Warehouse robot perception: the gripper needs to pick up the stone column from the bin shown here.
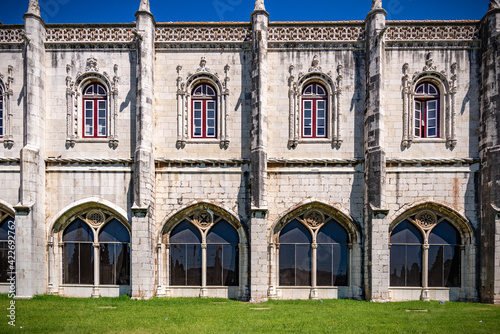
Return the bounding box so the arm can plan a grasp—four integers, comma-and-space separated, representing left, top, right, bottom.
310, 243, 318, 299
14, 1, 47, 298
364, 3, 389, 302
92, 243, 100, 298
131, 0, 156, 299
421, 243, 429, 301
479, 3, 500, 304
249, 1, 269, 302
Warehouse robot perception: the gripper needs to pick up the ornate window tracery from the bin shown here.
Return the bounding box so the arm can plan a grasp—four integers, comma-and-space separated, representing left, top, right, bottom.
287, 56, 342, 148
276, 209, 351, 288
0, 66, 14, 148
65, 57, 119, 148
176, 58, 230, 149
390, 210, 461, 289
401, 53, 457, 148
59, 210, 130, 287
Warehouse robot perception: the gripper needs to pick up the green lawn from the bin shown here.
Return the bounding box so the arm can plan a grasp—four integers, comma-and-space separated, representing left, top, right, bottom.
0, 294, 499, 333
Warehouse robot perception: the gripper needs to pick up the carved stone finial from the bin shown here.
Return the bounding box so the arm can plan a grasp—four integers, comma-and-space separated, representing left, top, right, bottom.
254, 0, 265, 11
27, 0, 41, 16
371, 0, 382, 10
200, 57, 207, 68
490, 0, 500, 10
139, 0, 150, 12
85, 56, 99, 72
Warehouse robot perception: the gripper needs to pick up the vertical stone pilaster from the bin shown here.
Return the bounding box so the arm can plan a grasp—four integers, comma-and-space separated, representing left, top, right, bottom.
364, 5, 389, 302
249, 3, 269, 302
15, 6, 47, 298
131, 3, 156, 299
479, 5, 500, 304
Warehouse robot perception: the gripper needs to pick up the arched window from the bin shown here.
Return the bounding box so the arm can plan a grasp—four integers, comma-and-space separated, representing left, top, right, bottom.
63, 219, 94, 284
0, 86, 3, 137
279, 220, 312, 286
428, 221, 460, 287
0, 213, 14, 282
62, 216, 131, 286
99, 219, 130, 285
170, 220, 202, 286
83, 82, 107, 138
414, 82, 439, 138
302, 83, 327, 138
390, 216, 461, 289
206, 220, 239, 286
169, 216, 240, 287
191, 83, 217, 138
390, 220, 423, 287
317, 221, 348, 286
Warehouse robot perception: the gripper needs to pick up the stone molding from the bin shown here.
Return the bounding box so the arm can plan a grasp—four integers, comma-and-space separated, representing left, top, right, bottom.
0, 27, 24, 44
0, 65, 14, 148
45, 157, 133, 165
175, 58, 230, 149
65, 57, 120, 149
46, 25, 135, 43
268, 23, 365, 42
401, 52, 458, 149
287, 56, 343, 149
385, 21, 479, 41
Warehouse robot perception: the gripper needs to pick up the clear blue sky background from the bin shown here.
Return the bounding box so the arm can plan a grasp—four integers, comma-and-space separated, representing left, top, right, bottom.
0, 0, 486, 25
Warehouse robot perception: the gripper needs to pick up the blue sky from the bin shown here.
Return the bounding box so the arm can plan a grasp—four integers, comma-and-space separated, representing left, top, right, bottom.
0, 0, 486, 25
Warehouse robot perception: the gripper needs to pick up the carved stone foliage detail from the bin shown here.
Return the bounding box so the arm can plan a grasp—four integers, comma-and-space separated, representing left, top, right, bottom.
386, 23, 479, 41
155, 26, 251, 43
303, 210, 325, 228
85, 210, 106, 228
268, 25, 365, 42
46, 27, 135, 43
415, 210, 437, 229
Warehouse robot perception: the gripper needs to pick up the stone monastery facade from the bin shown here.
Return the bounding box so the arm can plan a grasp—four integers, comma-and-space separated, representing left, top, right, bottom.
0, 0, 499, 303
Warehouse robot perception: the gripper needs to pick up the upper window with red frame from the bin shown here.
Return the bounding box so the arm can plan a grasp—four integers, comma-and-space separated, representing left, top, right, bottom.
414, 82, 439, 138
0, 87, 3, 138
302, 83, 327, 138
191, 83, 216, 139
83, 83, 107, 138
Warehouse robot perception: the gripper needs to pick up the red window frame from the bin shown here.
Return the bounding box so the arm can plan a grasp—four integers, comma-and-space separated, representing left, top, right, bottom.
414, 82, 440, 138
301, 83, 327, 138
191, 83, 217, 139
82, 83, 107, 138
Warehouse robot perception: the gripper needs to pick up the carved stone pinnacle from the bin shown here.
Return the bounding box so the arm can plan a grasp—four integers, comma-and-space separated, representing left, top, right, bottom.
490, 0, 500, 10
371, 0, 382, 10
254, 0, 265, 11
27, 0, 41, 16
139, 0, 150, 12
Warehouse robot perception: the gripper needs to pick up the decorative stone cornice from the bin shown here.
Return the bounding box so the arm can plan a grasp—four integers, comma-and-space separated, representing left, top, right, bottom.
386, 158, 479, 165
45, 158, 134, 165
267, 158, 363, 165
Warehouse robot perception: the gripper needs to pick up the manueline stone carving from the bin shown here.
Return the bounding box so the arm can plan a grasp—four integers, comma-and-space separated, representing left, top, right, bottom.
27, 0, 41, 16
254, 0, 265, 11
371, 0, 382, 10
490, 0, 500, 10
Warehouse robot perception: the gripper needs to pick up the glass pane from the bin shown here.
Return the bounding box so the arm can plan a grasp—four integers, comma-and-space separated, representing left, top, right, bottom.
317, 244, 332, 286
428, 245, 443, 286
206, 85, 216, 96
317, 221, 348, 244
279, 244, 295, 286
84, 85, 93, 95
80, 243, 94, 284
428, 84, 438, 95
444, 245, 460, 287
100, 243, 114, 284
207, 244, 223, 285
304, 128, 311, 136
406, 245, 422, 286
222, 244, 238, 286
279, 220, 311, 244
303, 84, 313, 95
207, 128, 215, 137
317, 101, 325, 111
63, 219, 94, 242
186, 244, 201, 285
194, 119, 202, 127
207, 110, 215, 119
99, 219, 130, 243
207, 119, 215, 127
85, 100, 93, 110
332, 244, 348, 286
0, 241, 9, 282
427, 128, 436, 137
295, 244, 311, 286
207, 220, 238, 244
207, 101, 215, 110
429, 221, 460, 245
194, 110, 202, 118
0, 218, 13, 240
97, 85, 106, 95
192, 85, 203, 95
116, 244, 130, 285
390, 245, 406, 286
64, 243, 79, 284
170, 244, 186, 285
390, 220, 422, 244
415, 84, 425, 94
170, 220, 202, 243
317, 128, 325, 137
316, 85, 326, 95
